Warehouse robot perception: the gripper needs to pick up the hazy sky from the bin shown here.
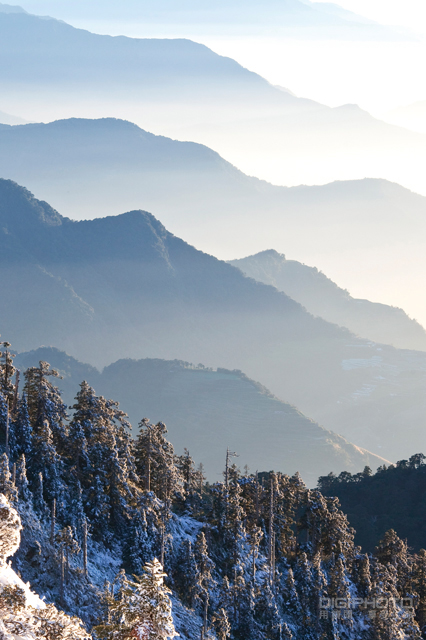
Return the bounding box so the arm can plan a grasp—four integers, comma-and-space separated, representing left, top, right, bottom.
61, 1, 426, 115
325, 0, 426, 32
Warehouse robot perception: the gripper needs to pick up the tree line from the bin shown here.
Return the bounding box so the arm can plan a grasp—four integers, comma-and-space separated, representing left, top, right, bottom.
0, 340, 425, 639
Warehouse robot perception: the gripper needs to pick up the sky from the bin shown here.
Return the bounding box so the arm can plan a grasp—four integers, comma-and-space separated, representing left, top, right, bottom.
56, 0, 426, 115
326, 0, 426, 33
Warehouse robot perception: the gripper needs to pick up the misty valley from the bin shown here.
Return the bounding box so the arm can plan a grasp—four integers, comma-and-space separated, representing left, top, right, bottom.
0, 1, 426, 639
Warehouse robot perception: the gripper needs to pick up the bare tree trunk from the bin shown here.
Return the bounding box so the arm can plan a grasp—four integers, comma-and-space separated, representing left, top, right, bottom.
203, 595, 209, 635
269, 476, 274, 587
83, 519, 88, 577
255, 470, 259, 523
12, 370, 19, 413
60, 544, 64, 608
66, 547, 69, 584
12, 463, 16, 486
5, 398, 9, 458
145, 430, 151, 492
50, 498, 56, 545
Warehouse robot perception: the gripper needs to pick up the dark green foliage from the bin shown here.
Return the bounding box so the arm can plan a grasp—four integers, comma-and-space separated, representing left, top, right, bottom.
319, 455, 426, 552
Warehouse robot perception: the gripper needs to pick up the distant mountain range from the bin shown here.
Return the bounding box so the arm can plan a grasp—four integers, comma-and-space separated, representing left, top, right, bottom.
14, 347, 389, 485
230, 250, 426, 351
1, 118, 426, 330
11, 0, 408, 39
0, 10, 424, 197
2, 178, 426, 464
0, 2, 26, 13
0, 108, 27, 124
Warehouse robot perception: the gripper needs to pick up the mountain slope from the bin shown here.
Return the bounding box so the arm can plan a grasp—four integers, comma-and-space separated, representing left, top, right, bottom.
230, 250, 426, 351
3, 179, 426, 463
0, 11, 425, 196
2, 118, 426, 332
14, 347, 389, 485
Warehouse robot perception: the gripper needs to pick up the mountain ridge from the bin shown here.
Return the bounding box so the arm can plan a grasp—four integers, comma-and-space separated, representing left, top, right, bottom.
230, 249, 426, 351
13, 346, 390, 485
2, 178, 426, 464
1, 118, 426, 331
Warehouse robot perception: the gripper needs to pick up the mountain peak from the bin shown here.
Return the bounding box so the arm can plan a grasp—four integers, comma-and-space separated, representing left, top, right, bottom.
0, 178, 64, 228
0, 2, 27, 14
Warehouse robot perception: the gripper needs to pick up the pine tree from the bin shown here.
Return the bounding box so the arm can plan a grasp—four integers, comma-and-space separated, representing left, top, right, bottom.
15, 454, 30, 501
31, 417, 65, 509
0, 452, 17, 502
95, 559, 177, 640
12, 394, 33, 460
135, 419, 182, 499
255, 576, 284, 640
375, 529, 413, 597
55, 526, 80, 583
413, 549, 426, 633
212, 608, 231, 640
193, 531, 216, 633
176, 448, 202, 512
70, 381, 139, 541
124, 505, 153, 576
174, 538, 199, 608
0, 341, 16, 408
23, 361, 68, 449
33, 471, 49, 519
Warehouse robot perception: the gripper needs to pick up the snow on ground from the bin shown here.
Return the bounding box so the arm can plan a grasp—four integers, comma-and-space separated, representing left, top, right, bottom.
0, 560, 45, 609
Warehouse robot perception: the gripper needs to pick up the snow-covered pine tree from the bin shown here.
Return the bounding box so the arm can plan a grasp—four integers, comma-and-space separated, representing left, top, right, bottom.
0, 453, 17, 502
212, 608, 231, 640
30, 417, 65, 511
413, 549, 426, 633
12, 394, 33, 460
69, 381, 139, 541
174, 538, 199, 608
24, 361, 68, 452
135, 419, 182, 501
15, 453, 30, 501
193, 531, 216, 633
0, 341, 16, 408
33, 471, 49, 519
375, 529, 413, 598
124, 494, 161, 575
176, 448, 202, 513
95, 558, 177, 640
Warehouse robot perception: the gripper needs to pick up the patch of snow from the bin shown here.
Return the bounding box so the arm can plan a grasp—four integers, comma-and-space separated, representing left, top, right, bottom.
0, 562, 45, 609
341, 356, 382, 371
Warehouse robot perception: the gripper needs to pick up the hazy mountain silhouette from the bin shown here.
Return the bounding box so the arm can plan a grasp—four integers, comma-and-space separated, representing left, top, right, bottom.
0, 2, 26, 13
0, 109, 27, 124
0, 11, 424, 195
14, 0, 407, 39
14, 347, 390, 485
2, 118, 426, 331
3, 179, 426, 463
230, 250, 426, 351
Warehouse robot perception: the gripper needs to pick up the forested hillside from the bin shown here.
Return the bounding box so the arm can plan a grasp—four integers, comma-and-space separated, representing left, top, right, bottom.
0, 344, 425, 639
13, 346, 389, 485
319, 458, 426, 553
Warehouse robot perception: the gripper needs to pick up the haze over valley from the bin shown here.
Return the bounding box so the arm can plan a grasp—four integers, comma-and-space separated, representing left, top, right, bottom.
1, 2, 426, 637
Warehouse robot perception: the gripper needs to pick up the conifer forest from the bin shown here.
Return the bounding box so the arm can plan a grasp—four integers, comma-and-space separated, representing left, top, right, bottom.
0, 342, 425, 639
